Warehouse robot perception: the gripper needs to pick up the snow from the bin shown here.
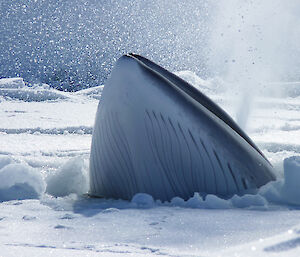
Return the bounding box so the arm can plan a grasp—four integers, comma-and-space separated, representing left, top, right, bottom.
0, 162, 45, 202
1, 1, 300, 254
0, 78, 26, 89
282, 157, 300, 205
0, 88, 69, 102
46, 157, 89, 197
0, 76, 300, 256
131, 193, 155, 209
0, 156, 45, 202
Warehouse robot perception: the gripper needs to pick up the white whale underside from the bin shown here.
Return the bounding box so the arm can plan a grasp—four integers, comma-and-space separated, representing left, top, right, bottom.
89, 54, 275, 201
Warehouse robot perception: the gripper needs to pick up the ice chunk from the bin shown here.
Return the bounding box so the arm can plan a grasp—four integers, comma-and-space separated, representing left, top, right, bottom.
0, 163, 45, 202
170, 196, 186, 207
282, 156, 300, 205
171, 193, 231, 209
0, 155, 14, 170
186, 192, 205, 208
131, 193, 154, 208
231, 194, 267, 208
0, 88, 68, 102
0, 78, 70, 101
204, 194, 232, 209
0, 78, 25, 89
46, 158, 89, 197
75, 85, 104, 100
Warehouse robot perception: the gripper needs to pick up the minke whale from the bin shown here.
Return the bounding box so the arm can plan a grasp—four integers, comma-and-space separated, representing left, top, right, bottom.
89, 53, 276, 201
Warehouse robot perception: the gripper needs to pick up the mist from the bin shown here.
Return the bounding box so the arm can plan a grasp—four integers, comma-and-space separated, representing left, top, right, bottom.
208, 0, 300, 128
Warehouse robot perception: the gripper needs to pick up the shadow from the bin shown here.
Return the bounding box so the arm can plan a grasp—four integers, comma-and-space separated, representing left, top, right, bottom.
72, 196, 148, 217
264, 237, 300, 252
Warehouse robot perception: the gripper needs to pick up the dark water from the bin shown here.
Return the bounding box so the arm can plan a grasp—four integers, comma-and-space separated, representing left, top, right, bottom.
0, 0, 211, 91
1, 0, 299, 91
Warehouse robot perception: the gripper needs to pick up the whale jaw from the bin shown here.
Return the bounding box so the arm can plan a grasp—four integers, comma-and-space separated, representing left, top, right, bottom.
89, 54, 275, 201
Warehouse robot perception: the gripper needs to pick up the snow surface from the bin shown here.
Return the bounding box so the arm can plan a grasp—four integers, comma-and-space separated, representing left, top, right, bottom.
0, 77, 300, 256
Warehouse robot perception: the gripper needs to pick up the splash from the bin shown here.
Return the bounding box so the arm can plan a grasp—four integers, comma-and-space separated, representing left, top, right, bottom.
208, 0, 300, 127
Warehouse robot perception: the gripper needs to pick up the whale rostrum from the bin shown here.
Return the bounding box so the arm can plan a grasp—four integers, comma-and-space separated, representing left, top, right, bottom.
89, 54, 275, 201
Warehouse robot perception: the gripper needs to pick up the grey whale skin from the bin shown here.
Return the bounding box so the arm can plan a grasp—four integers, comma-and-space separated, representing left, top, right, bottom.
89, 54, 275, 201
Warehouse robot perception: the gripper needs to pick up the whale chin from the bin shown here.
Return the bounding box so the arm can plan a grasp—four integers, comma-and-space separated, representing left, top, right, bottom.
89, 53, 275, 201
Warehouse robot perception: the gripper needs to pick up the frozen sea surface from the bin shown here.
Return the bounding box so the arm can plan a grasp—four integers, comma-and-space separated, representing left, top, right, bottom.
0, 77, 300, 256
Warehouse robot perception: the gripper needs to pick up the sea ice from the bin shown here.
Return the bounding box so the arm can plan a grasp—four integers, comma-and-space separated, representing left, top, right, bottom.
0, 73, 299, 256
0, 78, 25, 89
46, 157, 89, 197
0, 162, 45, 202
282, 156, 300, 205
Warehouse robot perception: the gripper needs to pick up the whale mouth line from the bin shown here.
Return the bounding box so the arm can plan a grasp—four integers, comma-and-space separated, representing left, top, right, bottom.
127, 53, 269, 164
